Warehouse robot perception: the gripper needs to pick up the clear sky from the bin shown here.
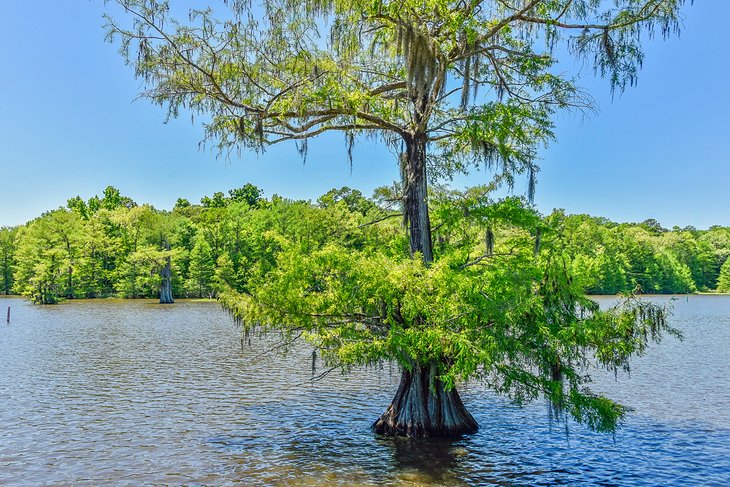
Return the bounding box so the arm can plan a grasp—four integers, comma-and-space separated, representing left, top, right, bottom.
1, 1, 727, 229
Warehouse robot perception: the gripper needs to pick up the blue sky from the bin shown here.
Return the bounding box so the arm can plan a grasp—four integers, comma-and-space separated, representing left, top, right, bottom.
1, 1, 727, 229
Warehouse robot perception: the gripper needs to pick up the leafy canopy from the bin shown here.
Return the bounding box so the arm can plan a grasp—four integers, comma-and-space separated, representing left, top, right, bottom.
221, 189, 681, 432
106, 0, 687, 191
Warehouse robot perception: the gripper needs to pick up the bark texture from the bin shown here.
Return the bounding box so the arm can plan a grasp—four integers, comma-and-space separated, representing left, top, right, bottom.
373, 363, 479, 437
403, 135, 433, 263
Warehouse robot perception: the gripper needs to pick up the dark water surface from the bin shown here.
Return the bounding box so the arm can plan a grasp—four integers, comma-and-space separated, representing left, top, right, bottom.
1, 295, 728, 485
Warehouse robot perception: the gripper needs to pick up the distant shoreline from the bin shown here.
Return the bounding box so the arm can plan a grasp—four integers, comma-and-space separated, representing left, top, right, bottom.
5, 294, 730, 306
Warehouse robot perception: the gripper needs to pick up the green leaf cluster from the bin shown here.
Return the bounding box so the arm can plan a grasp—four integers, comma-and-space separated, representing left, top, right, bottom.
220, 187, 682, 433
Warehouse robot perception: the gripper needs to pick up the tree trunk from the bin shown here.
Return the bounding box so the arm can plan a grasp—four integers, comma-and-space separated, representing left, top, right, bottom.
159, 240, 174, 304
372, 134, 479, 437
373, 363, 479, 437
67, 266, 73, 299
159, 257, 174, 304
403, 134, 433, 263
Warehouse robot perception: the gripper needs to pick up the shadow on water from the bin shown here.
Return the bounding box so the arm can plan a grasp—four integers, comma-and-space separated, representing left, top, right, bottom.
375, 436, 466, 481
375, 435, 472, 485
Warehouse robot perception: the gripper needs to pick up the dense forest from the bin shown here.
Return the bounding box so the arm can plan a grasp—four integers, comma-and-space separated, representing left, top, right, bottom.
1, 185, 729, 304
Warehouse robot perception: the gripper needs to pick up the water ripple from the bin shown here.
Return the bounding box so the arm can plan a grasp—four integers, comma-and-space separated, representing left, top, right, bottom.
0, 296, 729, 485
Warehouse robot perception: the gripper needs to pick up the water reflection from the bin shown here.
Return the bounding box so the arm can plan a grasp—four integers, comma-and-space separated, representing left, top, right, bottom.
378, 436, 469, 485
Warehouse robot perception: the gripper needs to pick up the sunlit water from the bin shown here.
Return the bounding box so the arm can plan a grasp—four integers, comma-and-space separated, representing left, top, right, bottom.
1, 295, 728, 485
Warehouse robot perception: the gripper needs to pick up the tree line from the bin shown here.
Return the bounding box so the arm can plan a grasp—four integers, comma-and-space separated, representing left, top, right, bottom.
1, 184, 729, 304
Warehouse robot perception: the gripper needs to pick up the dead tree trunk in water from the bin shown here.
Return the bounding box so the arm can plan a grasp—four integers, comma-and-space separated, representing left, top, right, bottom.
373, 133, 479, 437
373, 363, 478, 437
159, 240, 174, 304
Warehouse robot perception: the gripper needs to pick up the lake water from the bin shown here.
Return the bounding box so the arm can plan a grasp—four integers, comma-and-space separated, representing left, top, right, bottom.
1, 295, 728, 485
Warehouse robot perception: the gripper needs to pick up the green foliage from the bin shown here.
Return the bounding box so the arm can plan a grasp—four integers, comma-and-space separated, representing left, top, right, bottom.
221, 195, 681, 433
13, 210, 83, 303
5, 184, 399, 300
0, 227, 16, 295
174, 198, 191, 209
199, 183, 265, 209
228, 183, 264, 208
555, 213, 725, 294
201, 192, 228, 208
187, 234, 215, 298
6, 186, 730, 302
68, 186, 136, 220
105, 0, 687, 193
317, 187, 376, 216
717, 258, 730, 293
